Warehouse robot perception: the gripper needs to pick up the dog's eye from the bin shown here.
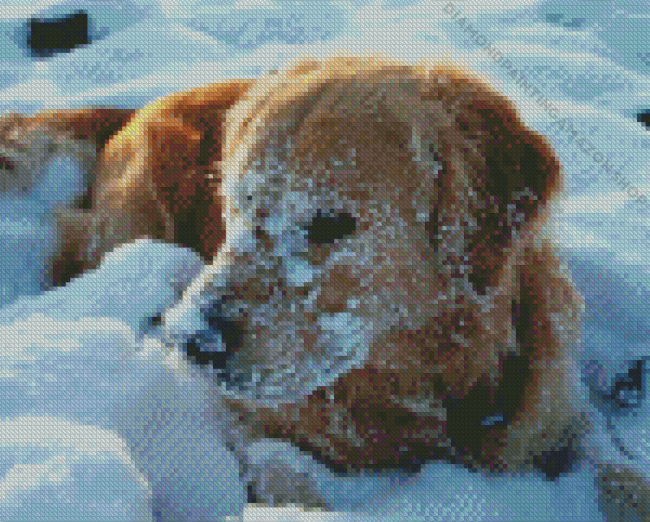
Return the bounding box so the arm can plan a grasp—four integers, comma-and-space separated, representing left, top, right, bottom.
305, 211, 357, 245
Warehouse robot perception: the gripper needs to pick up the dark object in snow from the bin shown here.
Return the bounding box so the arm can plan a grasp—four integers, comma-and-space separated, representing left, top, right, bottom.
585, 359, 647, 415
638, 112, 650, 128
604, 359, 646, 411
27, 11, 90, 59
247, 483, 258, 504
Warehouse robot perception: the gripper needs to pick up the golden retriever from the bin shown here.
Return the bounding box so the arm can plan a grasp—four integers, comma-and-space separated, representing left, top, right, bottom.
1, 53, 647, 520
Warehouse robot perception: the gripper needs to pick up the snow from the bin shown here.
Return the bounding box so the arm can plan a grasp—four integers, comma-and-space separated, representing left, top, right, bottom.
0, 0, 649, 520
0, 240, 245, 521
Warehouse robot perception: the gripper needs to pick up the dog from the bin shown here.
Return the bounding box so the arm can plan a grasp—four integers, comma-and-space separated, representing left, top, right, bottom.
1, 53, 648, 520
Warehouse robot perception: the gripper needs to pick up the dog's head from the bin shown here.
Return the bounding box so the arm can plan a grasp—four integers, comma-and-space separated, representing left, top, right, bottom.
165, 54, 562, 418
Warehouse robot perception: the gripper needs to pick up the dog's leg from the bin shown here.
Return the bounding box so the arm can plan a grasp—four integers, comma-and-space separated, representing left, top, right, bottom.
0, 107, 135, 197
48, 209, 94, 288
0, 108, 136, 288
494, 239, 650, 521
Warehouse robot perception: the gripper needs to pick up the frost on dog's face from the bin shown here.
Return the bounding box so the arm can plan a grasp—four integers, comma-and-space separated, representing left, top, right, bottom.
213, 151, 439, 404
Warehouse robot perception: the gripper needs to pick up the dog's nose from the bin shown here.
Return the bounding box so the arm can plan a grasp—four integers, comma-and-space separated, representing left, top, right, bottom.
206, 313, 245, 354
181, 301, 245, 371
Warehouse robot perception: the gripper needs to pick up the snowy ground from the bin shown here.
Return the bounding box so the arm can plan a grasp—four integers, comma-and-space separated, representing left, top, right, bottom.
0, 0, 649, 520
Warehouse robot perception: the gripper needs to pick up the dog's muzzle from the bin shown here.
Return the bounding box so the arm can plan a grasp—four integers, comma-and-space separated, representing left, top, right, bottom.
161, 228, 256, 381
161, 299, 242, 378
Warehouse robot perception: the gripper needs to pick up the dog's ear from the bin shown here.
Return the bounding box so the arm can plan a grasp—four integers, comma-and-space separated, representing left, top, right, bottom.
131, 80, 254, 260
139, 80, 253, 166
457, 89, 562, 295
51, 80, 254, 287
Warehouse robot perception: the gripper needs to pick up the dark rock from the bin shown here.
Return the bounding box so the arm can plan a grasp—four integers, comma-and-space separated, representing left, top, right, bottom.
27, 11, 90, 59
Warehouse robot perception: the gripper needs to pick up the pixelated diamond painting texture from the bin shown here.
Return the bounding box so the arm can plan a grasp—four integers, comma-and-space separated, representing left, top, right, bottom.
0, 1, 649, 521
